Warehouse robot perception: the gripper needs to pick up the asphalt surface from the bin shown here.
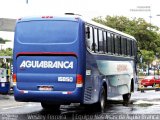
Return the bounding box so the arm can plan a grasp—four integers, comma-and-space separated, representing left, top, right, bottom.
1, 90, 160, 120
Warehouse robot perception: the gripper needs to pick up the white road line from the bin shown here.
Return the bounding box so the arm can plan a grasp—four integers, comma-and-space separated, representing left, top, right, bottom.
2, 105, 24, 110
133, 100, 160, 105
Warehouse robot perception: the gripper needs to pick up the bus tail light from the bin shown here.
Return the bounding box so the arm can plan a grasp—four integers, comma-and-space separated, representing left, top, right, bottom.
13, 74, 17, 85
76, 74, 83, 87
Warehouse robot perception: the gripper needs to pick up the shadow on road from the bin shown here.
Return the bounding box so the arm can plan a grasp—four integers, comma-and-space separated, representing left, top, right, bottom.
37, 99, 133, 115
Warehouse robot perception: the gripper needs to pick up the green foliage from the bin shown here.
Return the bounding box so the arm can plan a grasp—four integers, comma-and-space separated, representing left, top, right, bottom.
0, 48, 13, 56
140, 50, 154, 64
93, 16, 160, 54
0, 48, 13, 68
0, 37, 12, 56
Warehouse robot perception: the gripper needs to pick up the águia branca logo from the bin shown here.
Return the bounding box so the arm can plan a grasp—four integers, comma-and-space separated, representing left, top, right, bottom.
20, 60, 73, 69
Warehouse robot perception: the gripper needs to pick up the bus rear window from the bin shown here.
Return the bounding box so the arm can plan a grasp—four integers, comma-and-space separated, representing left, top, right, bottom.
16, 20, 79, 44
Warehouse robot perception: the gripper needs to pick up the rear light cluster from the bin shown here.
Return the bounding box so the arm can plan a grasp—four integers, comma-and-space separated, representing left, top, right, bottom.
76, 74, 83, 87
13, 74, 17, 84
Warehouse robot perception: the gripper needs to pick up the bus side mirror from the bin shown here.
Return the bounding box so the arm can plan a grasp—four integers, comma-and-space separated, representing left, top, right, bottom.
85, 27, 90, 39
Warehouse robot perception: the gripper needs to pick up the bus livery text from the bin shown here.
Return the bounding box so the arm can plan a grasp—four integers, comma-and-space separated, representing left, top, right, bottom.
20, 60, 74, 69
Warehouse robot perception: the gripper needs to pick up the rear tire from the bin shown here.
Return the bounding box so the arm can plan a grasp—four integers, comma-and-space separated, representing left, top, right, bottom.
123, 93, 131, 104
141, 89, 145, 93
95, 87, 106, 111
41, 103, 60, 111
123, 80, 133, 105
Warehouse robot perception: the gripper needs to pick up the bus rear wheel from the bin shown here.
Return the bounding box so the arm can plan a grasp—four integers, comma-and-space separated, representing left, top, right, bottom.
41, 103, 60, 111
123, 93, 131, 104
95, 87, 106, 111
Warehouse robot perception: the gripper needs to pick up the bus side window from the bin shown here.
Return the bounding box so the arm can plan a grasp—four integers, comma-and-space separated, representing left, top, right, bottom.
86, 26, 94, 51
107, 32, 111, 54
123, 38, 127, 56
131, 40, 134, 56
115, 34, 118, 55
111, 34, 115, 54
94, 28, 98, 52
98, 30, 103, 53
129, 39, 132, 56
86, 26, 90, 39
117, 36, 121, 55
103, 31, 107, 53
119, 36, 122, 55
132, 40, 136, 56
127, 39, 130, 56
121, 37, 126, 56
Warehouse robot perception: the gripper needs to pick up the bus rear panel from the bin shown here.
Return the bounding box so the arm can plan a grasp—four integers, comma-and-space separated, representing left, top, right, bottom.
13, 17, 86, 104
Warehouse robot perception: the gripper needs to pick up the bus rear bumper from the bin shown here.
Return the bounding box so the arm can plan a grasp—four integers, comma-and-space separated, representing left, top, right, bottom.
13, 86, 83, 104
0, 82, 10, 94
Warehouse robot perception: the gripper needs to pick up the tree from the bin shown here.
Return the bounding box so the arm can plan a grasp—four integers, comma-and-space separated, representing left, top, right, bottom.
0, 37, 11, 50
0, 48, 13, 56
93, 16, 160, 54
0, 37, 11, 44
140, 50, 154, 64
0, 48, 13, 68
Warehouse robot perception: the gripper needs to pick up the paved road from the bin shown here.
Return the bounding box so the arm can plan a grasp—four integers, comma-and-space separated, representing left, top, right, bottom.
1, 90, 160, 120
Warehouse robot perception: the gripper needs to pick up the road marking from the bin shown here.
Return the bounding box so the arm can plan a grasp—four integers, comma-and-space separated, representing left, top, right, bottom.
2, 105, 24, 110
134, 100, 160, 105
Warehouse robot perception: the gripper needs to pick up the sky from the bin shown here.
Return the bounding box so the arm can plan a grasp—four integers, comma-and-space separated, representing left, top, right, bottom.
0, 0, 160, 48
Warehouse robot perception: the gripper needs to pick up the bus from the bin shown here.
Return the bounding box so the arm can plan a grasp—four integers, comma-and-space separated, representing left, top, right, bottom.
13, 14, 137, 111
0, 56, 12, 94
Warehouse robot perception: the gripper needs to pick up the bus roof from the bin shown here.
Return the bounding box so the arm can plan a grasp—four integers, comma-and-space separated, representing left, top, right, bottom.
85, 20, 136, 40
17, 15, 136, 41
17, 15, 79, 23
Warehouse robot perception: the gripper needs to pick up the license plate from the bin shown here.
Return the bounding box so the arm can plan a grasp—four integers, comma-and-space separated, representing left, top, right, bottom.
38, 86, 53, 91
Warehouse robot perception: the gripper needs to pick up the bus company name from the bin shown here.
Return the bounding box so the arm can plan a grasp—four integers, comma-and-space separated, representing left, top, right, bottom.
117, 64, 128, 72
20, 60, 73, 69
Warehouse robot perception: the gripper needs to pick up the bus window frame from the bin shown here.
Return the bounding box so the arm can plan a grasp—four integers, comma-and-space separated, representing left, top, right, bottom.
85, 23, 137, 58
98, 29, 104, 54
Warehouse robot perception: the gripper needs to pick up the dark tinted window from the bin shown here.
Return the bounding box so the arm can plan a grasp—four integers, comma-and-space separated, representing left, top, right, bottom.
94, 28, 98, 52
103, 31, 107, 53
85, 23, 136, 57
107, 32, 111, 53
86, 26, 94, 51
16, 21, 78, 43
111, 34, 114, 54
99, 30, 103, 53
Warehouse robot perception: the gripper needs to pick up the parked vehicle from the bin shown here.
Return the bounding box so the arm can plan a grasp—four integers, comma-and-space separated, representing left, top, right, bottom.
141, 76, 160, 87
155, 77, 160, 84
